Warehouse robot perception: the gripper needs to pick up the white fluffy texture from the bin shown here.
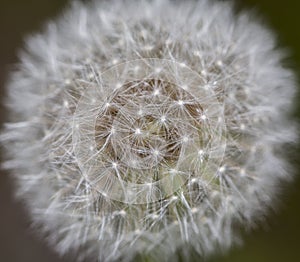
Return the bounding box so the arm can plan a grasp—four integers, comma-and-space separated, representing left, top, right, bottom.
1, 0, 297, 261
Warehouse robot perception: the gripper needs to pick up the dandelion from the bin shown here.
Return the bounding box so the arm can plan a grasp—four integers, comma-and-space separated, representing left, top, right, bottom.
1, 0, 297, 261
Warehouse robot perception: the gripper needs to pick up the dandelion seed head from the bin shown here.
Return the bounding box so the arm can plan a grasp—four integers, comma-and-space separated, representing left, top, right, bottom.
1, 0, 297, 261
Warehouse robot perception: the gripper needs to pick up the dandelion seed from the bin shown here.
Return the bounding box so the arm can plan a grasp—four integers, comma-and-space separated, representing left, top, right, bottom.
191, 207, 198, 214
201, 69, 207, 76
155, 68, 162, 73
200, 114, 207, 120
135, 128, 141, 135
218, 166, 226, 173
198, 150, 204, 156
63, 100, 69, 108
153, 89, 160, 96
182, 136, 189, 143
240, 168, 246, 177
216, 60, 223, 67
64, 79, 71, 85
112, 59, 119, 65
177, 100, 184, 106
181, 84, 188, 90
153, 149, 160, 156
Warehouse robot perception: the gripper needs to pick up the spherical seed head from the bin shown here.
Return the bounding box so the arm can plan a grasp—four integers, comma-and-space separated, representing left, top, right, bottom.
1, 0, 297, 262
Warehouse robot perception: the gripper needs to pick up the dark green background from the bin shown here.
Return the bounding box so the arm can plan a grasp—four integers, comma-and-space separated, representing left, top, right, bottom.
0, 1, 299, 261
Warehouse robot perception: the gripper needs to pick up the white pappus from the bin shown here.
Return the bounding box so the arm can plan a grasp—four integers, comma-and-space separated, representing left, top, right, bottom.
1, 0, 297, 262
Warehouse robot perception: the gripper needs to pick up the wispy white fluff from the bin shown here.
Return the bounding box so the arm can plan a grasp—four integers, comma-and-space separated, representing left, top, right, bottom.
1, 0, 297, 261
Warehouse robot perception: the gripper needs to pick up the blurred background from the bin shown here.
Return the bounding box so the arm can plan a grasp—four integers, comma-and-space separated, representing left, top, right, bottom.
0, 0, 299, 261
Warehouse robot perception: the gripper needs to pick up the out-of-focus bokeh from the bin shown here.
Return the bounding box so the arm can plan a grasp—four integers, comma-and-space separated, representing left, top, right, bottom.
0, 1, 299, 261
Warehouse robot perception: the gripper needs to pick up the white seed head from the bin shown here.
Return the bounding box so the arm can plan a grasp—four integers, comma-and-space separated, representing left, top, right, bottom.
0, 0, 297, 262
